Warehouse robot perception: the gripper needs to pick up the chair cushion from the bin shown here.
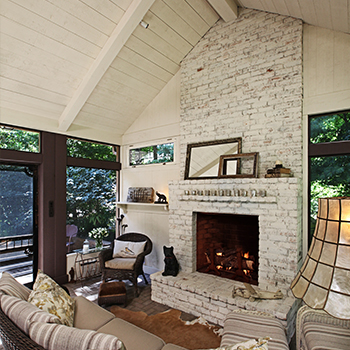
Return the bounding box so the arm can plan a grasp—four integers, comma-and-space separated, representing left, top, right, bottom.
113, 240, 146, 258
28, 270, 75, 327
0, 272, 31, 300
0, 294, 61, 334
105, 257, 136, 270
29, 321, 125, 350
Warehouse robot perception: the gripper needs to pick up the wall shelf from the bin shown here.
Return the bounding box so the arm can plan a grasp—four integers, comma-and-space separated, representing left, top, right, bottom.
117, 202, 169, 213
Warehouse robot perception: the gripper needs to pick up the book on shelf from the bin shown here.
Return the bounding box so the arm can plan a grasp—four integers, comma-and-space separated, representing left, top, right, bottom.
265, 173, 292, 178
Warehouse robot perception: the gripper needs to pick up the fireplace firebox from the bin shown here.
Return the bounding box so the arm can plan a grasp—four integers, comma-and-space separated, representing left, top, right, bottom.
196, 212, 259, 285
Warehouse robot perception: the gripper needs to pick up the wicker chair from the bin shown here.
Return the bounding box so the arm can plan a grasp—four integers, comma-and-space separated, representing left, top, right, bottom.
99, 232, 152, 297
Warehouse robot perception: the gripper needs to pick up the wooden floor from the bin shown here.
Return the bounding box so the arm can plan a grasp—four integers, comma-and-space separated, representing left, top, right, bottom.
64, 274, 174, 316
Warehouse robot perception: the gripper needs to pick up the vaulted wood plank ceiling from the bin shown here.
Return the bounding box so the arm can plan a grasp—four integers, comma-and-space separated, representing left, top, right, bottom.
0, 0, 349, 144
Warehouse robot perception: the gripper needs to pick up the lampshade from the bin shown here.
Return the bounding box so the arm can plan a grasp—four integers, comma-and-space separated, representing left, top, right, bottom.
291, 197, 350, 319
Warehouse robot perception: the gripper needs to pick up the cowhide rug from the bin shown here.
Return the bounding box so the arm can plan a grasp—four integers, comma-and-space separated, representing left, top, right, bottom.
110, 306, 222, 350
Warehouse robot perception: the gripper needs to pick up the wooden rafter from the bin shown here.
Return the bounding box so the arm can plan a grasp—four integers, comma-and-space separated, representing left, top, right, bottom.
207, 0, 238, 22
58, 0, 156, 131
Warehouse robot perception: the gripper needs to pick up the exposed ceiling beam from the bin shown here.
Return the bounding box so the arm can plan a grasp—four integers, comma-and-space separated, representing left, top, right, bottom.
207, 0, 238, 22
58, 0, 156, 131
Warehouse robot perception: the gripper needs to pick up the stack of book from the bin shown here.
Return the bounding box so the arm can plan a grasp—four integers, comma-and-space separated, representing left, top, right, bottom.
265, 166, 292, 178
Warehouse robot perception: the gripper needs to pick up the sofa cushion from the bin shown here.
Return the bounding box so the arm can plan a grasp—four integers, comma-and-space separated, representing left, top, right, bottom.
28, 321, 125, 350
209, 337, 269, 350
162, 344, 188, 350
0, 294, 61, 334
113, 240, 146, 258
105, 257, 136, 270
0, 272, 31, 300
97, 317, 165, 350
74, 295, 115, 330
221, 310, 289, 350
28, 270, 75, 327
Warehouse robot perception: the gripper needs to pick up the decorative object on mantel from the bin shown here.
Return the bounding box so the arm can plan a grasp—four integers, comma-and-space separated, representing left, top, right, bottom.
218, 152, 259, 178
127, 187, 154, 203
233, 283, 283, 302
265, 161, 292, 178
291, 197, 350, 319
183, 188, 267, 197
155, 191, 168, 204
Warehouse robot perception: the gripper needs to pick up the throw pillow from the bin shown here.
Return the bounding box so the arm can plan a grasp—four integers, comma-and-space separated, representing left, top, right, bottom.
0, 294, 61, 334
207, 337, 269, 350
28, 270, 75, 327
113, 240, 146, 258
0, 272, 31, 300
29, 321, 125, 350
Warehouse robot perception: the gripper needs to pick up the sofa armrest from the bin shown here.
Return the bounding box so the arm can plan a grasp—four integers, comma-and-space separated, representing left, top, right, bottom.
296, 305, 350, 350
73, 296, 115, 330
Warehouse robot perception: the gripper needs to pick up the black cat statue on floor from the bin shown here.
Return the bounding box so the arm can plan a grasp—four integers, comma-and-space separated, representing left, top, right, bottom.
162, 246, 179, 277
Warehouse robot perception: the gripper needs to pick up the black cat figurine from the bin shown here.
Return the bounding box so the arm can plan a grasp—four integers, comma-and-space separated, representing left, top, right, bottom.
162, 246, 179, 276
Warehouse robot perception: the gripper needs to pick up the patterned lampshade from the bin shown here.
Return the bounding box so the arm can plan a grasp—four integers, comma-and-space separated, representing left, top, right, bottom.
291, 197, 350, 319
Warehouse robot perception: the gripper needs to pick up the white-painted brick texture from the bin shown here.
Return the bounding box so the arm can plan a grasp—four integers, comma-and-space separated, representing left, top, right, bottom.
152, 9, 303, 344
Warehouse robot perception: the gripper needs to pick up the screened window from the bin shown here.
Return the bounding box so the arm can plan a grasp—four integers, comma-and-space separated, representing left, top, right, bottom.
308, 111, 350, 245
67, 138, 116, 161
129, 142, 174, 166
0, 126, 40, 153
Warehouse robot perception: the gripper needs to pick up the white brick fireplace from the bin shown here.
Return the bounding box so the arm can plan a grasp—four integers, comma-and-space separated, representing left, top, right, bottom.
152, 8, 303, 342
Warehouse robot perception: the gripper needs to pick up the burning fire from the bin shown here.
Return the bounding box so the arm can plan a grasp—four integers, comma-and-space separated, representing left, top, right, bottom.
243, 251, 249, 259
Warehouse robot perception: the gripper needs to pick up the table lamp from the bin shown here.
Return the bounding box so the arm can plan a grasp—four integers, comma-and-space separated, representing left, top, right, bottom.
291, 197, 350, 319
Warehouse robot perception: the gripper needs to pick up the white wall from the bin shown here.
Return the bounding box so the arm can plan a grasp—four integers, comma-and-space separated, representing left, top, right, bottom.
302, 24, 350, 255
119, 72, 181, 271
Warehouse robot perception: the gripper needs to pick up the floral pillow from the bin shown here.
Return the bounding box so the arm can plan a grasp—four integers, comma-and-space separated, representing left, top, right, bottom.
209, 337, 269, 350
112, 240, 146, 258
28, 270, 75, 327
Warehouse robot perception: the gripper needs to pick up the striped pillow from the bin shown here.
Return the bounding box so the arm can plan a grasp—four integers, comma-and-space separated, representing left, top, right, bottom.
28, 321, 125, 350
0, 294, 61, 334
0, 272, 31, 300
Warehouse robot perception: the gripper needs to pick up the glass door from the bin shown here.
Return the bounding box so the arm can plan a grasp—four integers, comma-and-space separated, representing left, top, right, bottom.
0, 164, 38, 285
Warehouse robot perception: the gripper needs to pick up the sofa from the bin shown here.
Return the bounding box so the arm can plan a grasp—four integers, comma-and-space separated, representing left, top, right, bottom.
0, 271, 290, 350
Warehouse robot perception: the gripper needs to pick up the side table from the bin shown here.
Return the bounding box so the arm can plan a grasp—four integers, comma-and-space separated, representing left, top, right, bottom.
73, 247, 107, 282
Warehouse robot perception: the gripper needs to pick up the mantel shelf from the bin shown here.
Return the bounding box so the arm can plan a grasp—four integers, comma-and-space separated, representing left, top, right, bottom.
117, 202, 169, 213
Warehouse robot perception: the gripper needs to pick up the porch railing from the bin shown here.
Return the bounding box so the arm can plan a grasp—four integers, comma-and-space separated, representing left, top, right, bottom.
0, 234, 33, 254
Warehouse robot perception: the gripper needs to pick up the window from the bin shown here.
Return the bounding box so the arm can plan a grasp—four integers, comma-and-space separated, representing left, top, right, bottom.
67, 138, 116, 161
0, 125, 40, 153
129, 142, 174, 166
66, 138, 120, 243
308, 110, 350, 245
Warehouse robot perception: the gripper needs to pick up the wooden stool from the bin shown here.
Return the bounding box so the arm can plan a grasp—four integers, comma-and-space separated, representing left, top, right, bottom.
98, 281, 127, 307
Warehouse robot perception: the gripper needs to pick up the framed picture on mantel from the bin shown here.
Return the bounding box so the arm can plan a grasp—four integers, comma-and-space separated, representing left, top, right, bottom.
218, 152, 259, 178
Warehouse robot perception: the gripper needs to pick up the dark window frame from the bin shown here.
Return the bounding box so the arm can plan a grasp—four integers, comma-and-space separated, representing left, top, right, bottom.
308, 109, 350, 246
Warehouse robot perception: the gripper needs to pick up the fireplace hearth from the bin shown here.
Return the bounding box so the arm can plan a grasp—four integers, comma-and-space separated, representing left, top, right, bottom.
196, 212, 259, 285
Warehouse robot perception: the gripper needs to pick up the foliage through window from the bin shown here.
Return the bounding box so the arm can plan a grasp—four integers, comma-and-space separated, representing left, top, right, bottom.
66, 167, 116, 241
0, 125, 40, 153
0, 165, 35, 237
67, 138, 116, 161
309, 111, 350, 245
129, 142, 174, 166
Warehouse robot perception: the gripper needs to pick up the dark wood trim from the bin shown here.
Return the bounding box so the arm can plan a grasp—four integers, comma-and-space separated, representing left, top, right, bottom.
0, 149, 42, 164
67, 156, 121, 170
309, 141, 350, 157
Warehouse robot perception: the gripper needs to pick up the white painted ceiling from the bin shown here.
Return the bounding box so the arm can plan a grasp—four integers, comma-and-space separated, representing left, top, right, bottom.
0, 0, 349, 144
